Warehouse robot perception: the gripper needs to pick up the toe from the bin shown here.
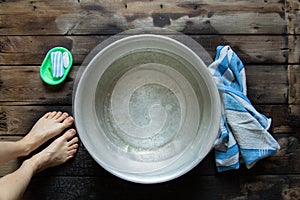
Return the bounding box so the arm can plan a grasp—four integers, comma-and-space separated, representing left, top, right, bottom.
62, 116, 74, 127
69, 143, 79, 151
68, 137, 79, 146
68, 148, 78, 157
66, 154, 75, 160
57, 112, 69, 122
63, 129, 76, 141
54, 111, 62, 119
44, 112, 52, 119
49, 111, 57, 118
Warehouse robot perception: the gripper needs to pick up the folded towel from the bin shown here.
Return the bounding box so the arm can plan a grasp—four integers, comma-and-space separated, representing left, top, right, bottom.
50, 51, 64, 78
208, 45, 280, 172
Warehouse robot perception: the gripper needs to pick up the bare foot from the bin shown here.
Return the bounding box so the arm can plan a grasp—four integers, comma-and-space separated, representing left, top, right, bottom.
20, 111, 74, 155
27, 129, 78, 174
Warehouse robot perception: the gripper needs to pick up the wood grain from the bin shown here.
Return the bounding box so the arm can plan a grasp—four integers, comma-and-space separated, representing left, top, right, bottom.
0, 104, 296, 136
0, 65, 290, 105
1, 133, 300, 177
0, 35, 288, 65
289, 65, 300, 104
0, 0, 300, 199
22, 174, 300, 200
0, 66, 75, 105
0, 0, 287, 35
0, 106, 72, 135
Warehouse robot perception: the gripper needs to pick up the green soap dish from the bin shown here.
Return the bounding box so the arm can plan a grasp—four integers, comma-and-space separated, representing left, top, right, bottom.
40, 47, 73, 85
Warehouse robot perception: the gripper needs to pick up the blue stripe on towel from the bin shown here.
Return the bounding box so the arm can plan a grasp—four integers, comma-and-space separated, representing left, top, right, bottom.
217, 163, 240, 172
215, 143, 239, 160
209, 45, 280, 172
240, 148, 278, 167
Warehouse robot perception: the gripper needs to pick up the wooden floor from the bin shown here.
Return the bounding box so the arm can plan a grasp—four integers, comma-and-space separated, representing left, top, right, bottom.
1, 0, 300, 199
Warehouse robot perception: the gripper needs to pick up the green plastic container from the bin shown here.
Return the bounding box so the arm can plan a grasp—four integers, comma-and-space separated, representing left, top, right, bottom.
40, 47, 73, 85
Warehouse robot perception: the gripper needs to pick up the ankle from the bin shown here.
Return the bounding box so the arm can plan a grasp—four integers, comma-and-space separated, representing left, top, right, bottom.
16, 137, 34, 157
29, 153, 50, 174
22, 156, 40, 175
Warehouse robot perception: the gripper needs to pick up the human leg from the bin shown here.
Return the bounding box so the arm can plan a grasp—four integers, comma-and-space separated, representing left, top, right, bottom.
0, 129, 78, 200
0, 111, 74, 165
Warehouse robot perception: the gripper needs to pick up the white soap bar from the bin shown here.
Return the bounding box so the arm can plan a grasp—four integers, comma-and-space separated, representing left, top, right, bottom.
63, 52, 69, 68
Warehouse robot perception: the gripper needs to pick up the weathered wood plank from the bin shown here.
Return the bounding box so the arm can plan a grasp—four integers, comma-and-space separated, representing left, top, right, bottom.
37, 134, 300, 176
0, 105, 72, 135
256, 104, 299, 134
0, 36, 105, 65
1, 133, 299, 178
237, 175, 300, 200
24, 174, 241, 200
246, 65, 288, 105
0, 35, 288, 65
0, 0, 287, 35
289, 65, 300, 104
0, 104, 296, 136
193, 35, 288, 64
288, 35, 300, 64
287, 0, 300, 34
288, 105, 300, 131
0, 64, 289, 104
22, 174, 300, 200
242, 135, 300, 175
296, 3, 300, 34
0, 66, 75, 105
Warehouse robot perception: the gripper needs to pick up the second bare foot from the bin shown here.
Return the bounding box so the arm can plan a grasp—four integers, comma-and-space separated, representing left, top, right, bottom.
28, 129, 79, 174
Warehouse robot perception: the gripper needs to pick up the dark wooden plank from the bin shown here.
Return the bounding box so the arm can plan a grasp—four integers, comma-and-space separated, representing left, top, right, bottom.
37, 133, 300, 177
289, 105, 300, 129
0, 35, 288, 65
0, 36, 105, 65
0, 0, 287, 35
240, 134, 300, 175
2, 132, 299, 178
0, 65, 289, 105
288, 35, 300, 64
289, 65, 300, 104
0, 105, 72, 135
24, 174, 240, 200
0, 106, 298, 177
22, 174, 300, 200
0, 104, 296, 136
0, 105, 300, 135
256, 104, 299, 134
0, 66, 74, 105
192, 35, 289, 64
287, 0, 300, 34
246, 65, 288, 105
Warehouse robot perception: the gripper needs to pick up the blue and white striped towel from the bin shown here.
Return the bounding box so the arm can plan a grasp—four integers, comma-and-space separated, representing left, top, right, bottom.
50, 51, 64, 78
208, 45, 280, 172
